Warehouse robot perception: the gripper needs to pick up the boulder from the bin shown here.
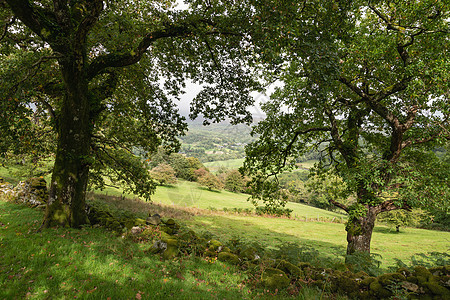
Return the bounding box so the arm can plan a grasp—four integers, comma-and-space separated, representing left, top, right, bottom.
275, 260, 303, 278
162, 238, 178, 260
146, 214, 161, 226
130, 226, 143, 235
239, 247, 260, 261
207, 239, 222, 251
261, 268, 290, 290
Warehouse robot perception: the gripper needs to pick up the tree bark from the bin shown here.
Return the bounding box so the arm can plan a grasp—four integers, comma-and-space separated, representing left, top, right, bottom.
345, 206, 377, 256
42, 61, 91, 228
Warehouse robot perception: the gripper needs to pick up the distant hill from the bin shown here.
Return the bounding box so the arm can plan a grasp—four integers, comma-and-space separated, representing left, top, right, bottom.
179, 122, 256, 162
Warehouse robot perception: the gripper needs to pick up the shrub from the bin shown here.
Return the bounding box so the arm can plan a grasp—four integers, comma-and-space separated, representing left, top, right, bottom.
255, 206, 293, 218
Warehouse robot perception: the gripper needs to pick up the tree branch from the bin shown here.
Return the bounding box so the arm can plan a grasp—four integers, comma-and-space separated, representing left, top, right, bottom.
329, 198, 349, 212
75, 0, 103, 44
87, 22, 194, 80
0, 16, 15, 42
276, 126, 331, 174
5, 0, 59, 43
376, 200, 412, 214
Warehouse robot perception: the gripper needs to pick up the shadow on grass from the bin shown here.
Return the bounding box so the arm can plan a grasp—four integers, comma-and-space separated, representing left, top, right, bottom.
373, 226, 402, 234
198, 187, 222, 193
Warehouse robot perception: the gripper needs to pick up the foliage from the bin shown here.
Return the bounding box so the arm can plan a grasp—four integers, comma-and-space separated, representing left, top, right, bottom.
224, 169, 247, 193
197, 171, 223, 191
1, 0, 263, 227
377, 209, 428, 232
150, 163, 177, 186
306, 171, 351, 211
150, 147, 206, 182
345, 251, 383, 277
255, 206, 293, 218
244, 0, 450, 254
393, 252, 450, 270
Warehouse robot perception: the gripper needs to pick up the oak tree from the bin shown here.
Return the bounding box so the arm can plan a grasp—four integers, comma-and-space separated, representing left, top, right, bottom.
1, 0, 259, 227
244, 0, 449, 255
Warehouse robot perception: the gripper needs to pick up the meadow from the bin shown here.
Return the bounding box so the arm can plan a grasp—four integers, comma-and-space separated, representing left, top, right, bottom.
92, 180, 449, 269
1, 164, 449, 299
1, 179, 449, 299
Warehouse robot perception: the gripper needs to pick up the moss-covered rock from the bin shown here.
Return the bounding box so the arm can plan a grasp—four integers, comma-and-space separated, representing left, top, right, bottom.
425, 278, 450, 297
165, 218, 176, 226
414, 266, 433, 283
261, 268, 290, 290
298, 262, 313, 270
370, 280, 392, 298
239, 247, 259, 261
275, 260, 303, 279
146, 214, 162, 226
204, 249, 217, 257
360, 276, 377, 288
218, 252, 241, 265
377, 272, 406, 286
332, 274, 359, 295
134, 218, 146, 226
207, 239, 223, 251
162, 239, 178, 260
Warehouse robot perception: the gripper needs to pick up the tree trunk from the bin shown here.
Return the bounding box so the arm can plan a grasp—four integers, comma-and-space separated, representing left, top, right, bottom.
345, 206, 377, 256
43, 61, 92, 228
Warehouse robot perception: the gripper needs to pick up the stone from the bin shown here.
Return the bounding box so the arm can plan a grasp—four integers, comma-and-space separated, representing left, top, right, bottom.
162, 239, 178, 260
130, 226, 143, 235
276, 260, 303, 278
146, 214, 161, 226
401, 281, 420, 293
261, 268, 290, 290
165, 218, 175, 226
134, 218, 146, 226
377, 272, 406, 286
369, 280, 392, 298
240, 247, 259, 261
218, 252, 241, 265
207, 239, 222, 251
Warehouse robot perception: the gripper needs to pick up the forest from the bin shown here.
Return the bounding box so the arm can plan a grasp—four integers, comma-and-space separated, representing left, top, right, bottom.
1, 0, 449, 299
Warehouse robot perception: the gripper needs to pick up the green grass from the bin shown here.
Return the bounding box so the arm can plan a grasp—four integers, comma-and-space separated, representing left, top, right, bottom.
96, 180, 346, 221
204, 158, 245, 172
93, 181, 449, 269
183, 214, 450, 269
0, 200, 253, 300
0, 198, 351, 299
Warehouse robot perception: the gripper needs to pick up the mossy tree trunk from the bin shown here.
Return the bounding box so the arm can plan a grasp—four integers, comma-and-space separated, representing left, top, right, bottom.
344, 194, 410, 257
345, 206, 377, 255
43, 60, 92, 228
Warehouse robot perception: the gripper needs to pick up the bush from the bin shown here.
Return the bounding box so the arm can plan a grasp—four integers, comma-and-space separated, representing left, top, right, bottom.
255, 206, 293, 218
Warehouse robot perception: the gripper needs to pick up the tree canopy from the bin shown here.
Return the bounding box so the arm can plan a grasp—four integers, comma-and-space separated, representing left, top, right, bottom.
244, 0, 449, 255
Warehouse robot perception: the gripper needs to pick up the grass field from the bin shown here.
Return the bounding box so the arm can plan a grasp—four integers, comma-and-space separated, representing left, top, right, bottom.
93, 180, 449, 269
98, 180, 346, 221
203, 158, 245, 172
2, 166, 449, 272
1, 189, 449, 299
0, 200, 257, 300
204, 158, 319, 173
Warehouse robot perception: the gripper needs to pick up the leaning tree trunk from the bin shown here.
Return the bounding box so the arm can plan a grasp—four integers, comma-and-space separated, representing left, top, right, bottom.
43, 62, 92, 228
345, 206, 378, 256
